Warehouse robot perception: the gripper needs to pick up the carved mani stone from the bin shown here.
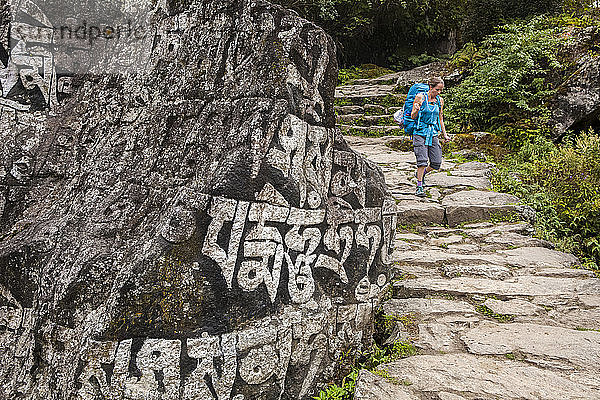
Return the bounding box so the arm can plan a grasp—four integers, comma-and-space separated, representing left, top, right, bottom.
0, 0, 396, 398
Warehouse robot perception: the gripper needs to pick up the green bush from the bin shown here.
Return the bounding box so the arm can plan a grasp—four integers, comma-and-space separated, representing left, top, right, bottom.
312, 340, 417, 400
312, 370, 358, 400
445, 16, 571, 144
490, 132, 600, 272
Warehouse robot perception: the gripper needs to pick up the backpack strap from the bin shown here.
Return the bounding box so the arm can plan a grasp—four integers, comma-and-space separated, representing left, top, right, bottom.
437, 96, 442, 131
416, 93, 424, 131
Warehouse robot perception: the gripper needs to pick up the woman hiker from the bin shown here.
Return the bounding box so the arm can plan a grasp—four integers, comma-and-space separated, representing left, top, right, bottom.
411, 77, 450, 197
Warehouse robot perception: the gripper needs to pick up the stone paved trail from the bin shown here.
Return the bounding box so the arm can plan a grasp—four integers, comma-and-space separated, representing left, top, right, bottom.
344, 135, 600, 399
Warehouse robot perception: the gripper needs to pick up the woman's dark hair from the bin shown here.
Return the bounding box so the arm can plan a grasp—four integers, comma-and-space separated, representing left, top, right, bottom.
428, 77, 444, 88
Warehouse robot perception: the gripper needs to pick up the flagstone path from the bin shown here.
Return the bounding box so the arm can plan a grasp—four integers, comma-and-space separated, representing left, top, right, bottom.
344, 134, 600, 400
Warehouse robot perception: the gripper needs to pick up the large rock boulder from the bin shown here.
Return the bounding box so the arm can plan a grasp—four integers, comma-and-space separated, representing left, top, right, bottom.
0, 0, 396, 399
548, 27, 600, 138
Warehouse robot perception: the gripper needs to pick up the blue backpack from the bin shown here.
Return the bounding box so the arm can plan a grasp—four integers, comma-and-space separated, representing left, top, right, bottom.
393, 83, 430, 135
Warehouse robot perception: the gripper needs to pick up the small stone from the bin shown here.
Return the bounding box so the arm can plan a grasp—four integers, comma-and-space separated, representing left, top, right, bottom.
579, 295, 600, 308
430, 235, 464, 246
483, 299, 543, 316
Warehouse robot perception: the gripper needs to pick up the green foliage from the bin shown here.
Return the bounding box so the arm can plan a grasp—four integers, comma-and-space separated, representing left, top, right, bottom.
273, 0, 571, 67
312, 341, 417, 400
462, 0, 563, 42
445, 16, 570, 143
338, 64, 396, 86
490, 132, 600, 271
373, 312, 396, 338
313, 310, 418, 400
448, 42, 484, 72
312, 370, 358, 400
476, 304, 515, 323
388, 52, 446, 71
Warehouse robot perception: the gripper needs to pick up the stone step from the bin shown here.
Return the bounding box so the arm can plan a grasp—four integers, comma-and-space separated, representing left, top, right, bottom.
445, 222, 530, 237
394, 276, 600, 303
479, 298, 600, 330
483, 298, 545, 316
393, 246, 579, 271
353, 73, 400, 86
338, 124, 404, 137
335, 84, 396, 98
441, 190, 521, 227
343, 136, 415, 165
382, 298, 476, 317
353, 370, 416, 400
417, 230, 549, 254
334, 105, 363, 115
387, 106, 403, 114
336, 114, 396, 126
479, 231, 552, 249
422, 172, 490, 190
462, 322, 600, 372
550, 307, 600, 330
354, 353, 600, 399
334, 104, 403, 116
335, 94, 406, 108
396, 201, 445, 226
385, 297, 600, 347
392, 188, 443, 203
451, 161, 493, 177
363, 104, 387, 114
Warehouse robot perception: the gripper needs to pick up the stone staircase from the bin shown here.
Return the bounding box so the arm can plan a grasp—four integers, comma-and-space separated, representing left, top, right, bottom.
335, 77, 405, 137
343, 134, 600, 399
334, 61, 449, 138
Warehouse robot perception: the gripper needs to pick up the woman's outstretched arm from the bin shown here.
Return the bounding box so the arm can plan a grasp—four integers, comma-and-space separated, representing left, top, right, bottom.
411, 93, 424, 119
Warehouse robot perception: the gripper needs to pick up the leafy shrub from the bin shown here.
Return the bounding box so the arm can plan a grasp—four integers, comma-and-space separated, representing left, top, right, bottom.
312, 340, 417, 400
490, 132, 600, 272
388, 52, 446, 71
313, 309, 418, 400
312, 370, 358, 400
445, 16, 571, 143
273, 0, 574, 67
462, 0, 563, 42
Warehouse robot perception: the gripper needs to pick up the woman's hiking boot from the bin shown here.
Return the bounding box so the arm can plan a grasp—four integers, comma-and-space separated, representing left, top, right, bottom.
415, 170, 427, 187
